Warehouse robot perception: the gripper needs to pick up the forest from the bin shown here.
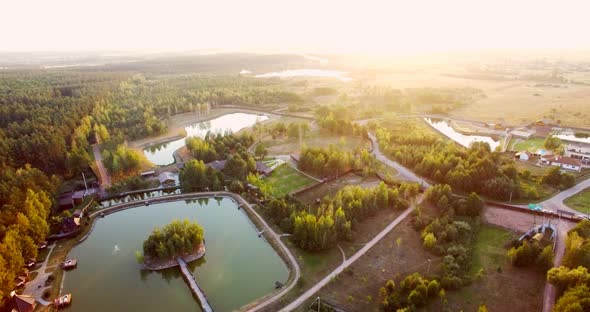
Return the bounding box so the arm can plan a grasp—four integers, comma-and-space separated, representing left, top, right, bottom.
376, 123, 524, 200
0, 69, 299, 302
186, 132, 255, 164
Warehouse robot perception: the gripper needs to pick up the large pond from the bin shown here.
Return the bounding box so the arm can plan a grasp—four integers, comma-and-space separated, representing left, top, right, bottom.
255, 69, 352, 82
62, 197, 289, 312
424, 118, 501, 150
144, 113, 268, 166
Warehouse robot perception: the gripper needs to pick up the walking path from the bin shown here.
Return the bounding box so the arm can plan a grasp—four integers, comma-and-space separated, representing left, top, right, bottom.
92, 144, 111, 188
23, 244, 56, 303
84, 191, 301, 312
177, 257, 214, 312
336, 245, 346, 263
279, 200, 419, 312
367, 132, 431, 187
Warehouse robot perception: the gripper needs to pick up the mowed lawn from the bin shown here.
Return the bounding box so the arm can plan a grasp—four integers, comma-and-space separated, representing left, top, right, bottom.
264, 165, 316, 198
513, 137, 546, 152
565, 187, 590, 213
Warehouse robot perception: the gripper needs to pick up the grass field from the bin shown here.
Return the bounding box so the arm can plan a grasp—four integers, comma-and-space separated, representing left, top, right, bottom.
469, 225, 514, 275
513, 137, 546, 152
432, 224, 545, 312
264, 165, 316, 198
564, 187, 590, 213
369, 69, 590, 127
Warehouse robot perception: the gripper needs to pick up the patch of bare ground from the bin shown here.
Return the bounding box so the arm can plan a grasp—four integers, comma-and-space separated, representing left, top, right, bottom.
295, 173, 381, 205
483, 205, 574, 233
315, 216, 438, 312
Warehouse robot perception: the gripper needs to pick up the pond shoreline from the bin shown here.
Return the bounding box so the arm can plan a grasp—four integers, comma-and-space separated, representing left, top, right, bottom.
62, 191, 300, 312
143, 242, 206, 271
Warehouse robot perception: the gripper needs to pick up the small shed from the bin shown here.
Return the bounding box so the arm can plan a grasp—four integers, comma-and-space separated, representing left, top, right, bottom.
516, 151, 531, 161
207, 160, 227, 171
61, 217, 80, 234
140, 170, 156, 178
158, 172, 176, 186
255, 161, 272, 176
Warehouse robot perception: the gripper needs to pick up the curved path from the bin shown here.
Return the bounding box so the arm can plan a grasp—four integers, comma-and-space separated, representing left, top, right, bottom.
279, 200, 419, 312
538, 178, 590, 215
367, 132, 431, 187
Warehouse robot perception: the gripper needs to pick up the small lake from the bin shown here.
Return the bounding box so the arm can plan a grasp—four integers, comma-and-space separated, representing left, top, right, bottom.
62, 197, 288, 312
255, 69, 352, 82
424, 118, 501, 150
144, 113, 268, 166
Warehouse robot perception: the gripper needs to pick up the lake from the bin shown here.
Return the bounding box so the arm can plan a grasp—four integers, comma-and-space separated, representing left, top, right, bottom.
255, 69, 352, 81
424, 118, 501, 150
144, 113, 268, 166
62, 197, 289, 312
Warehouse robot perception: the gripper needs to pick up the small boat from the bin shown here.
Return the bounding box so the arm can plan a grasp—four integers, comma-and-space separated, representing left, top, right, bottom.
24, 259, 36, 268
54, 293, 72, 307
60, 259, 78, 270
275, 281, 284, 289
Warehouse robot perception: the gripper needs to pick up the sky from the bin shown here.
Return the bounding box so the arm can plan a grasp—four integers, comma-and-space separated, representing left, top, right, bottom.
1, 0, 589, 53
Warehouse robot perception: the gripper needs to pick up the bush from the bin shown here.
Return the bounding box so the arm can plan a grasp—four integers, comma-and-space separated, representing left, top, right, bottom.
507, 240, 541, 267
229, 180, 244, 193
536, 245, 554, 271
427, 280, 440, 298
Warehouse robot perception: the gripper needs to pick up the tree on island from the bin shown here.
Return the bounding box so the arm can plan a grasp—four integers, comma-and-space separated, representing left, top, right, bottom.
143, 219, 204, 261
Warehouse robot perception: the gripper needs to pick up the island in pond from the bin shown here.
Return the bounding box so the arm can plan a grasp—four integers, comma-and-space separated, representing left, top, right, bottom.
142, 219, 206, 270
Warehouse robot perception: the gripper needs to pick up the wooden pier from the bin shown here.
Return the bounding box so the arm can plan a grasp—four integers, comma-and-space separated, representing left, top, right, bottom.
176, 257, 214, 312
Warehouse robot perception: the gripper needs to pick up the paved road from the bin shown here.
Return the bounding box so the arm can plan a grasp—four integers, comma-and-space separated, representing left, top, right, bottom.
539, 178, 590, 215
279, 199, 419, 312
92, 144, 111, 187
367, 132, 431, 187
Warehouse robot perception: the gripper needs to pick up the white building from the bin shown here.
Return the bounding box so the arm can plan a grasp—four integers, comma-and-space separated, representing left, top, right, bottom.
515, 151, 531, 161
539, 155, 582, 172
565, 142, 590, 167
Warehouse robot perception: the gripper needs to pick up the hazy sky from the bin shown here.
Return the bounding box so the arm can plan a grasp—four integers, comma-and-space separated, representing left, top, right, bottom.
2, 0, 589, 53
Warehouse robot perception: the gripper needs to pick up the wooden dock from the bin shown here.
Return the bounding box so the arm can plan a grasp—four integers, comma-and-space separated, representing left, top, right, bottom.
177, 257, 214, 312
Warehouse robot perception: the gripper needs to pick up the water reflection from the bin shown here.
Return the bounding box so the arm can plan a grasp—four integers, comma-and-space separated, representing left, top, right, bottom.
424, 118, 501, 150
144, 113, 268, 166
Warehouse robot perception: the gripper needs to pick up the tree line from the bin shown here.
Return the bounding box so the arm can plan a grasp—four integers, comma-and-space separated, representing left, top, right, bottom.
260, 182, 420, 251
546, 220, 590, 311
186, 132, 254, 164
297, 146, 354, 177
377, 124, 526, 201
